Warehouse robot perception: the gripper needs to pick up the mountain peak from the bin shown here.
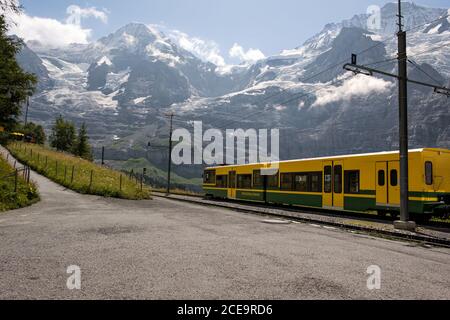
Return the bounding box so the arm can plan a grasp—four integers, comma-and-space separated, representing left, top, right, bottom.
114, 22, 159, 41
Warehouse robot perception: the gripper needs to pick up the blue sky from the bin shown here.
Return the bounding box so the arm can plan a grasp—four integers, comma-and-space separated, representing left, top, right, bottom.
16, 0, 450, 63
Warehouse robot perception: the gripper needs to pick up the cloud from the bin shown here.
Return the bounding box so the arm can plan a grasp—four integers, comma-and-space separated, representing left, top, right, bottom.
159, 27, 226, 66
9, 13, 92, 47
229, 43, 265, 64
7, 4, 109, 48
312, 75, 394, 107
66, 5, 108, 25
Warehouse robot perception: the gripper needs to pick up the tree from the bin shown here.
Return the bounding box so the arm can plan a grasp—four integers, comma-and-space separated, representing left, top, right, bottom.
73, 122, 92, 160
0, 11, 36, 130
49, 115, 76, 152
21, 122, 45, 144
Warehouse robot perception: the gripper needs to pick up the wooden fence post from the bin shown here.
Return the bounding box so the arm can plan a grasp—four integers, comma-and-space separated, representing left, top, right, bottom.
89, 170, 93, 190
14, 169, 18, 192
120, 174, 122, 191
64, 165, 67, 182
27, 166, 30, 183
45, 156, 48, 167
71, 165, 75, 184
55, 161, 58, 177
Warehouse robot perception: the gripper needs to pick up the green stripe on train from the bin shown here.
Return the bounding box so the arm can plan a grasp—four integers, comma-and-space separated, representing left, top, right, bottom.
236, 190, 264, 202
203, 188, 228, 198
344, 196, 376, 211
266, 192, 322, 207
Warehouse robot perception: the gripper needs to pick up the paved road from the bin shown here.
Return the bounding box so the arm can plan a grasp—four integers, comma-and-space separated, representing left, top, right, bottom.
0, 149, 449, 299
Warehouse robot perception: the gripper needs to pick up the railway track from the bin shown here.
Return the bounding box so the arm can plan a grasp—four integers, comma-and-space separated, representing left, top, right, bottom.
151, 190, 450, 247
152, 191, 450, 229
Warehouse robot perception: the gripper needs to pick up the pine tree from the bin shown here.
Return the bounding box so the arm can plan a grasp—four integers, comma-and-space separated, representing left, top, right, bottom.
0, 13, 36, 130
73, 122, 92, 160
49, 115, 76, 152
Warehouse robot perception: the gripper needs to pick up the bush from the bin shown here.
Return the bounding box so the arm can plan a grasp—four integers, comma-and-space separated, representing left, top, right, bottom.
0, 154, 39, 211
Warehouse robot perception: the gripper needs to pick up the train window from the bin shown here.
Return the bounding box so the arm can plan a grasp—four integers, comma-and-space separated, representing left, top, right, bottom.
216, 175, 228, 188
294, 174, 308, 192
253, 170, 262, 188
334, 165, 342, 194
267, 173, 279, 189
425, 162, 433, 185
324, 166, 332, 193
310, 172, 323, 193
378, 170, 385, 186
390, 170, 398, 187
203, 170, 216, 184
237, 174, 252, 189
344, 171, 360, 194
281, 173, 293, 190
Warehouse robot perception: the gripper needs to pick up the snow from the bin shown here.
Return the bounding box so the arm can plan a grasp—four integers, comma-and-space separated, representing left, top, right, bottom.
39, 55, 119, 112
105, 69, 130, 91
428, 24, 441, 34
133, 96, 151, 104
368, 34, 383, 41
122, 32, 137, 46
97, 56, 112, 66
146, 44, 181, 66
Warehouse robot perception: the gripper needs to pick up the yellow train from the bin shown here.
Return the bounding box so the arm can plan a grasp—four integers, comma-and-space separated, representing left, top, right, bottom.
203, 148, 450, 219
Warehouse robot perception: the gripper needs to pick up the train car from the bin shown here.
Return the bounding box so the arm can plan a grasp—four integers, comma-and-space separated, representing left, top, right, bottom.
203, 149, 450, 219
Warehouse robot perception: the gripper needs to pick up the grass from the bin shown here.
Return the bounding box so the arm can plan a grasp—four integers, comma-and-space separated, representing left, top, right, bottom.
150, 187, 203, 197
8, 142, 151, 200
0, 153, 39, 211
119, 157, 203, 186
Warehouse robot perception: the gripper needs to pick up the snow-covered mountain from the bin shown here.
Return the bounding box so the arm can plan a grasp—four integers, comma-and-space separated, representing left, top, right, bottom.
15, 2, 450, 181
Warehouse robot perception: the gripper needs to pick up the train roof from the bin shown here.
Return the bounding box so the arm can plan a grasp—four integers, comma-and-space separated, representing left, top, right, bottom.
205, 148, 450, 170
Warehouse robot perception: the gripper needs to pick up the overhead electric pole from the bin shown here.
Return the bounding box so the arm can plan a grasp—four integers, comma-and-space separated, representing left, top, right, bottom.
146, 112, 176, 196
24, 96, 29, 126
166, 112, 174, 195
343, 1, 450, 231
396, 0, 414, 230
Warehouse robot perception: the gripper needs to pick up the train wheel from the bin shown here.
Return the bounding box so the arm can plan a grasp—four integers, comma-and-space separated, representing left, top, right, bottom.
390, 211, 399, 220
377, 210, 387, 218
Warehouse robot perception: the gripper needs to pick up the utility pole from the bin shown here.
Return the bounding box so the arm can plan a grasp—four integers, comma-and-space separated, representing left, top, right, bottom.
343, 0, 450, 231
166, 112, 174, 195
396, 1, 413, 230
24, 96, 29, 126
146, 113, 176, 196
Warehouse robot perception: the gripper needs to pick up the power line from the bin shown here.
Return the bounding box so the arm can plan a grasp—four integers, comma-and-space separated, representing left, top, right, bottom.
182, 12, 450, 132
408, 59, 443, 86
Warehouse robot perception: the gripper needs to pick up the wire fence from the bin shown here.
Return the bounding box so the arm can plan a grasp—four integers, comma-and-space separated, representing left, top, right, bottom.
8, 142, 150, 196
0, 160, 31, 193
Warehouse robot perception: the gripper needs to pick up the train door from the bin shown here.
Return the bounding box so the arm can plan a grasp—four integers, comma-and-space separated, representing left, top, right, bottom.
387, 161, 400, 206
228, 170, 236, 199
333, 161, 344, 209
376, 162, 388, 205
322, 161, 343, 209
263, 175, 268, 203
323, 161, 333, 208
